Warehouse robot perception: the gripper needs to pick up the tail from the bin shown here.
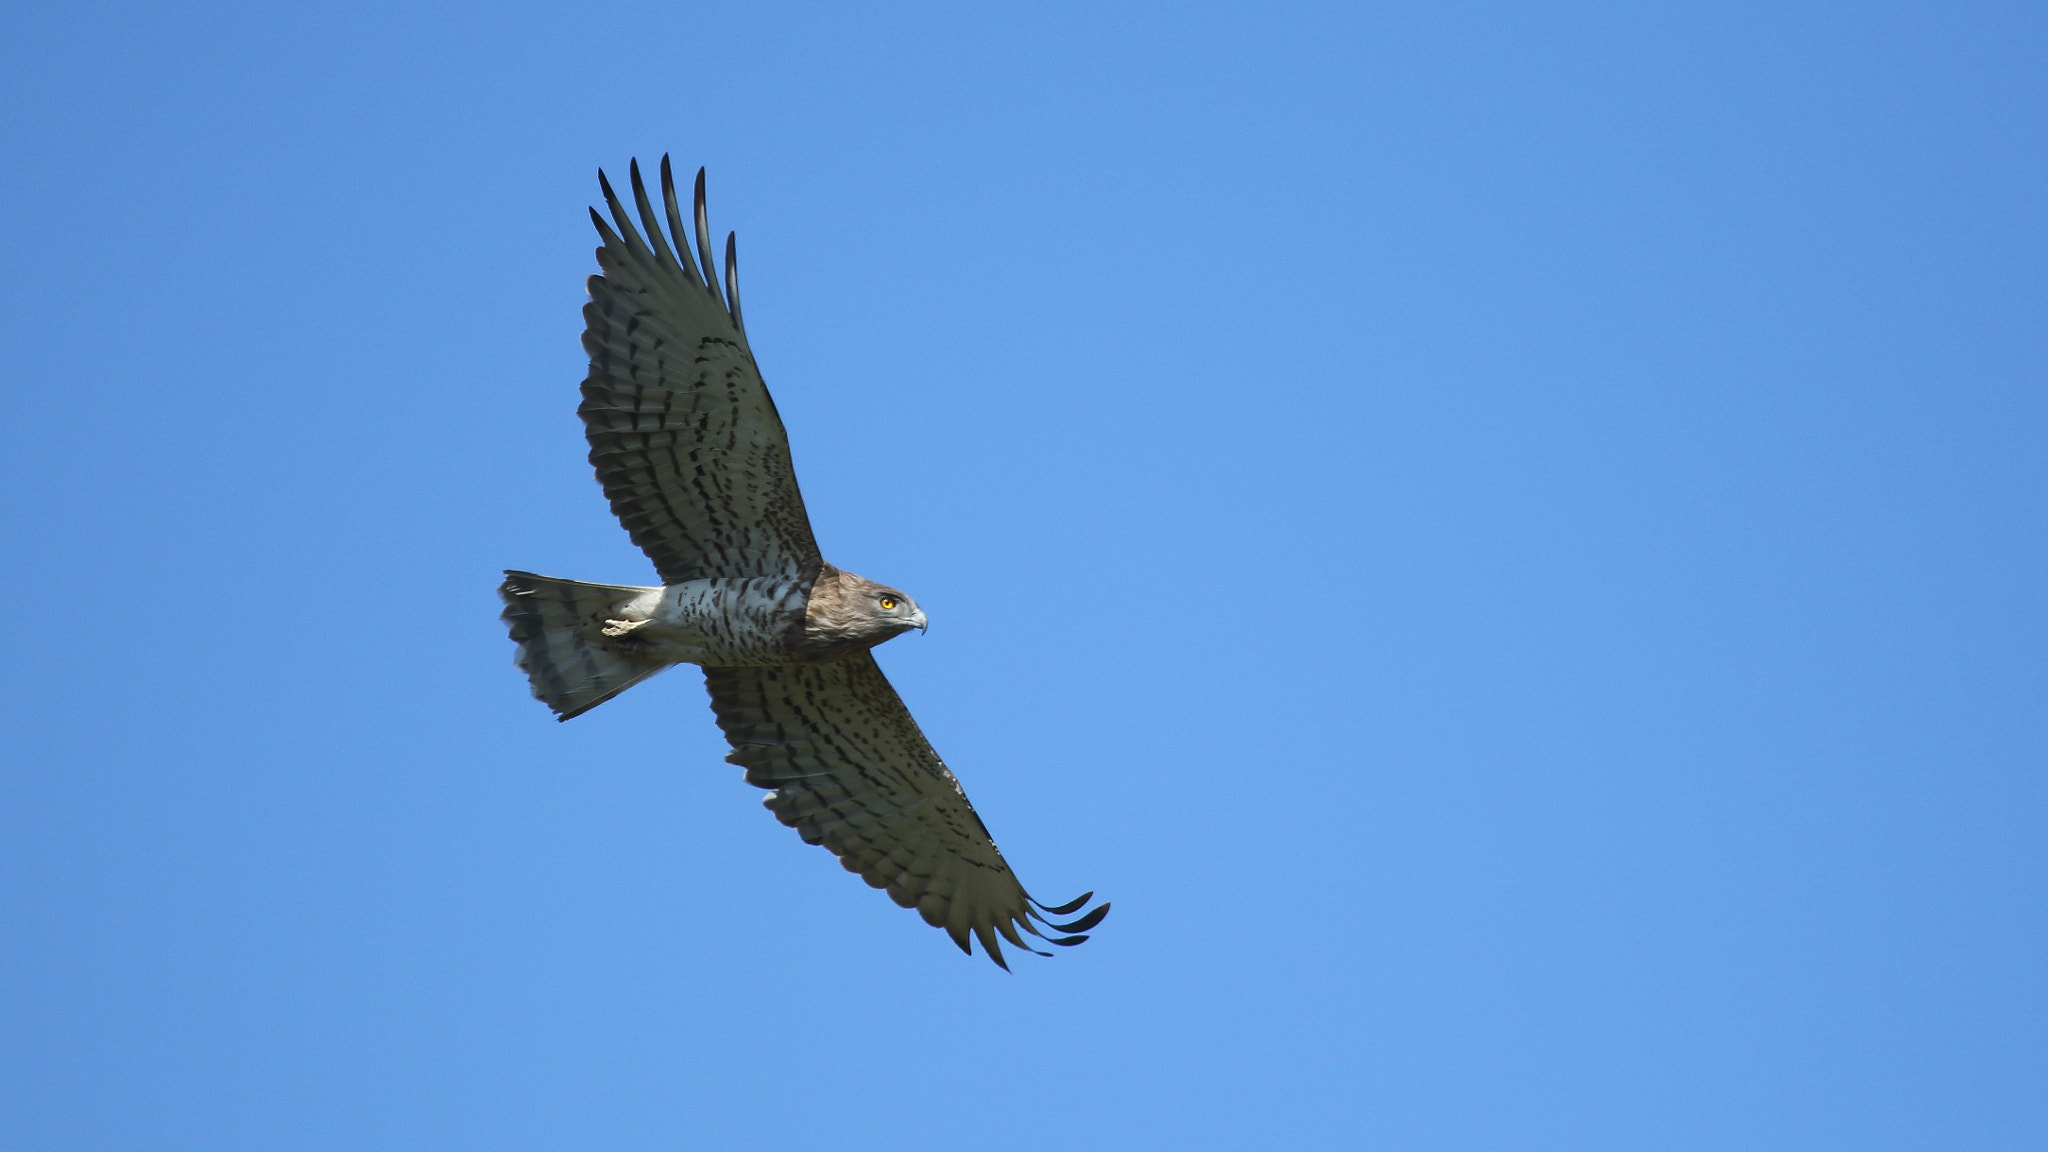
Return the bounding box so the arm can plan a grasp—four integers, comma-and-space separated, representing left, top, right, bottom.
498, 570, 670, 720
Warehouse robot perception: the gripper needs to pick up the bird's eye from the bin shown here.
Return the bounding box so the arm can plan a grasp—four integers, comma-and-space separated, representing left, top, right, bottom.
879, 597, 897, 610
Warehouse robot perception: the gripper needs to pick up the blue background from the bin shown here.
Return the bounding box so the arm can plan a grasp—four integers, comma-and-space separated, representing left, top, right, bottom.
3, 2, 2044, 1148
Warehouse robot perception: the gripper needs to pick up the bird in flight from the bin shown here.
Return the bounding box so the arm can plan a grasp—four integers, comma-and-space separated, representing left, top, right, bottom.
499, 157, 1108, 968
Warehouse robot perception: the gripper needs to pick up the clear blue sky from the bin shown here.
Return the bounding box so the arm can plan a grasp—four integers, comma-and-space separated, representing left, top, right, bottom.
3, 2, 2044, 1148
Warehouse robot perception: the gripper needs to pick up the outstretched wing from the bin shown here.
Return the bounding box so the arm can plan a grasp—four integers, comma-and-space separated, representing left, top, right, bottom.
703, 654, 1109, 968
579, 157, 822, 584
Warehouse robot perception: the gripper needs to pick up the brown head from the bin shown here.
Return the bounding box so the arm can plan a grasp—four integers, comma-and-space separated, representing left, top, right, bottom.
800, 564, 928, 659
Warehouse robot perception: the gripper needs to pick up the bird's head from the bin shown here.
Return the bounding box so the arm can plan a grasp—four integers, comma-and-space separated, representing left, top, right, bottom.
856, 578, 927, 639
803, 565, 927, 652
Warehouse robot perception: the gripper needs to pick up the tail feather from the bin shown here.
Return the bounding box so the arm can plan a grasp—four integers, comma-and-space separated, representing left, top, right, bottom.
499, 570, 669, 720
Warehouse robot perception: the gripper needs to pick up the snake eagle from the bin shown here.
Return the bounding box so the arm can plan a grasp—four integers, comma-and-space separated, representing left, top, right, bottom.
499, 157, 1108, 968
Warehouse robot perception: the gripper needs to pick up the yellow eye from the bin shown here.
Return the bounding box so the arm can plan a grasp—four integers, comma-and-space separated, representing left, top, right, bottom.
879, 597, 897, 610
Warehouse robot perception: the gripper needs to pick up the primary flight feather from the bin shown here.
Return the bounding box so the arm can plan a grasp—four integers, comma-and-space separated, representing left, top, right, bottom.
499, 157, 1108, 968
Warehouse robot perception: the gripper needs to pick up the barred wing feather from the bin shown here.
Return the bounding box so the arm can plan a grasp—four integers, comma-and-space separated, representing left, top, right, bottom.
579, 157, 821, 583
703, 654, 1108, 968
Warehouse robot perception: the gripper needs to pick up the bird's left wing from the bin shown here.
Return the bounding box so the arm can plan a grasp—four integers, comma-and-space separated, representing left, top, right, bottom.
702, 653, 1108, 968
579, 158, 822, 584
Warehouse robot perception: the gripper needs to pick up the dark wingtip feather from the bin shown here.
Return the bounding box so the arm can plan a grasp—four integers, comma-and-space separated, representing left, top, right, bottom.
657, 155, 701, 285
995, 917, 1051, 958
593, 167, 658, 270
724, 230, 744, 332
1047, 903, 1111, 935
975, 925, 1010, 971
1047, 934, 1090, 946
587, 207, 626, 254
693, 166, 723, 308
627, 157, 683, 276
1034, 892, 1094, 916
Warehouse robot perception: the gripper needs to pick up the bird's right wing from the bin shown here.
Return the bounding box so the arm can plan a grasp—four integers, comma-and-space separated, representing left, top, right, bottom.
702, 653, 1108, 968
578, 158, 822, 584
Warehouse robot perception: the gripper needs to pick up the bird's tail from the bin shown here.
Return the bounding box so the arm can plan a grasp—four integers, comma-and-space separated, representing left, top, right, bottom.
498, 571, 669, 721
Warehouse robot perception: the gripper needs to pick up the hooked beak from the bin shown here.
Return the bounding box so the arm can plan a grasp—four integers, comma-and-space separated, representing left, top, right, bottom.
910, 610, 929, 634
